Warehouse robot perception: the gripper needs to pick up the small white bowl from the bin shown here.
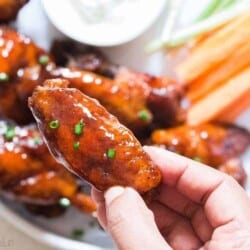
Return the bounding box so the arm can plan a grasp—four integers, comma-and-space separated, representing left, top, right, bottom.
41, 0, 166, 46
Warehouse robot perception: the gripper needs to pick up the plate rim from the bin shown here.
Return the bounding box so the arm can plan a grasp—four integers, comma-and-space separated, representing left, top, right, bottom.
0, 201, 105, 250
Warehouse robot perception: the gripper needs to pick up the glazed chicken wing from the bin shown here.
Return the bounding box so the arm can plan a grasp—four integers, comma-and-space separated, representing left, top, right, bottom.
151, 124, 250, 166
51, 40, 186, 128
151, 123, 250, 184
151, 123, 250, 167
0, 28, 185, 132
0, 27, 52, 124
0, 0, 28, 23
29, 79, 162, 193
0, 120, 96, 214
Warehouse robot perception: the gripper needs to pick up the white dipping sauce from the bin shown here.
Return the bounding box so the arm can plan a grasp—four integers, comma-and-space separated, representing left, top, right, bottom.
42, 0, 166, 46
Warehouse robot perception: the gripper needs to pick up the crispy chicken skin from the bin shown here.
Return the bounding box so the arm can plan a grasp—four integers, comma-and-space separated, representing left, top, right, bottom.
0, 120, 96, 214
151, 123, 250, 167
29, 79, 162, 193
0, 0, 28, 23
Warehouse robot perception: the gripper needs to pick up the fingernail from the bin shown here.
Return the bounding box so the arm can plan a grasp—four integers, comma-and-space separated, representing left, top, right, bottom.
105, 186, 125, 206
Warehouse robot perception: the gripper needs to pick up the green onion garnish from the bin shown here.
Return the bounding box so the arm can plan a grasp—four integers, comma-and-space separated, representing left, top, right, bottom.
138, 109, 151, 122
107, 148, 116, 159
38, 55, 49, 65
71, 228, 85, 239
49, 120, 60, 129
193, 157, 202, 162
0, 73, 9, 83
59, 198, 71, 208
74, 119, 84, 136
33, 137, 42, 145
4, 126, 15, 141
74, 141, 80, 150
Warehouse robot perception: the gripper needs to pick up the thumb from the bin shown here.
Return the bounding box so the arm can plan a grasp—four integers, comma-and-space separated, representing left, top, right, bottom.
104, 187, 170, 250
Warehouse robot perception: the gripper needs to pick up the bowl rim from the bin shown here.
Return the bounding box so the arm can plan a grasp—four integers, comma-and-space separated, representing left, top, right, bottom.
41, 0, 166, 47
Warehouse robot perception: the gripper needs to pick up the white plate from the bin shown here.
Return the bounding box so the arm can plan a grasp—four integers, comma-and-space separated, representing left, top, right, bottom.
41, 0, 166, 46
1, 0, 249, 249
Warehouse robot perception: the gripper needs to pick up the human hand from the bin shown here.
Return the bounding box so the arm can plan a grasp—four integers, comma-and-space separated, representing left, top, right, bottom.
91, 146, 250, 250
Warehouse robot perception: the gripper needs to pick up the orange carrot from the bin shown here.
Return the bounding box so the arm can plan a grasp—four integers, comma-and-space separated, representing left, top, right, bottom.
218, 91, 250, 123
187, 67, 250, 125
176, 11, 250, 83
187, 41, 250, 102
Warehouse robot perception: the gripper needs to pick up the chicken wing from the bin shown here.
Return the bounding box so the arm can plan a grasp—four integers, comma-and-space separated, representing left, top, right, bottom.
29, 79, 162, 193
151, 123, 250, 167
0, 0, 28, 23
0, 27, 52, 124
51, 40, 186, 128
0, 28, 185, 131
151, 123, 250, 184
0, 120, 96, 214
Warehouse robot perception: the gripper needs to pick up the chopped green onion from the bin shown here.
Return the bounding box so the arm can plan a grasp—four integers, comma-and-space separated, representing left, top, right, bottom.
74, 141, 80, 150
59, 198, 71, 208
71, 228, 85, 239
74, 119, 84, 136
0, 73, 9, 83
138, 109, 151, 122
33, 137, 42, 145
193, 157, 202, 163
107, 148, 116, 159
4, 126, 15, 141
49, 120, 60, 129
38, 55, 49, 65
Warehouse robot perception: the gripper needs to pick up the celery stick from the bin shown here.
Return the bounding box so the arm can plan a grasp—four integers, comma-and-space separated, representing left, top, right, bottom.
164, 2, 250, 49
215, 0, 237, 12
195, 0, 221, 22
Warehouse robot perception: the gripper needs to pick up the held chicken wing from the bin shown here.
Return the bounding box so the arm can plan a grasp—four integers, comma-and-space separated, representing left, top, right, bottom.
0, 120, 96, 214
29, 79, 162, 193
0, 0, 28, 23
151, 123, 250, 167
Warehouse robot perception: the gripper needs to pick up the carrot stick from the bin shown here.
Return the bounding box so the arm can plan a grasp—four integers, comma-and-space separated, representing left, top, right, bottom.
187, 67, 250, 125
176, 11, 250, 83
217, 91, 250, 122
188, 41, 250, 102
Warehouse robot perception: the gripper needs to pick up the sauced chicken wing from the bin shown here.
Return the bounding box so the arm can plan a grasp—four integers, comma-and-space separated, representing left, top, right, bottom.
0, 120, 96, 214
151, 124, 250, 167
0, 28, 185, 132
0, 27, 52, 124
29, 79, 162, 193
51, 40, 186, 128
151, 123, 250, 184
0, 0, 28, 23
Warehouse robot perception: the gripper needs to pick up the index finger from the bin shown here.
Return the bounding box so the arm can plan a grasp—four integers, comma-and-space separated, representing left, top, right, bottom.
144, 146, 250, 227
